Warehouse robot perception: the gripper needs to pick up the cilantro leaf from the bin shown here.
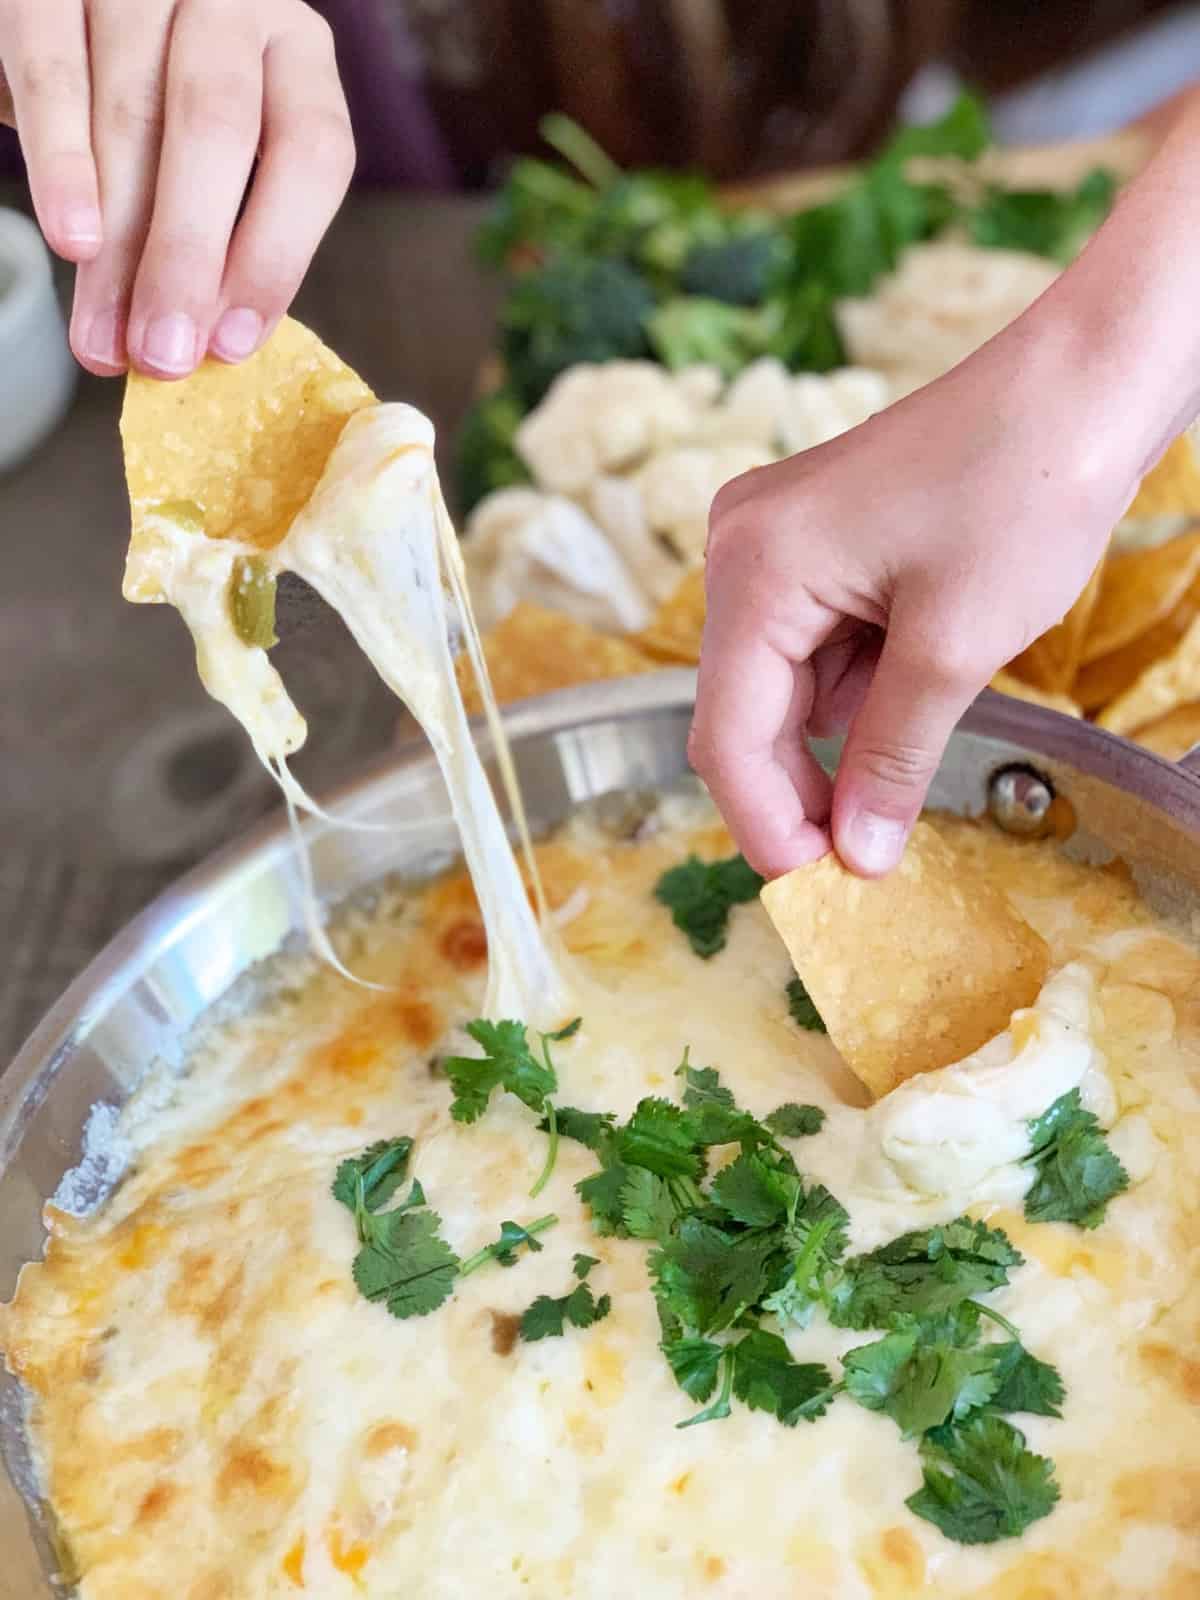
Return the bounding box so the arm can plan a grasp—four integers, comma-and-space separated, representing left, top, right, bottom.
573, 1252, 600, 1279
546, 1105, 617, 1151
676, 1346, 736, 1428
650, 1217, 776, 1335
843, 1305, 999, 1438
546, 1017, 583, 1042
332, 1137, 413, 1215
616, 1097, 705, 1179
663, 1335, 724, 1402
352, 1209, 460, 1320
786, 978, 827, 1034
731, 1330, 835, 1425
830, 1218, 1022, 1330
675, 1056, 736, 1109
1023, 1089, 1129, 1230
577, 1163, 631, 1236
765, 1186, 851, 1329
765, 1102, 826, 1137
907, 1416, 1060, 1546
443, 1018, 557, 1123
519, 1279, 612, 1342
985, 1341, 1064, 1420
654, 854, 764, 958
621, 1168, 698, 1242
458, 1214, 558, 1276
711, 1150, 801, 1228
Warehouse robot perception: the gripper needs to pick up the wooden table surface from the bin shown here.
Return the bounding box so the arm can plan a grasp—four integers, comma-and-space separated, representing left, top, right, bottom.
0, 186, 501, 1065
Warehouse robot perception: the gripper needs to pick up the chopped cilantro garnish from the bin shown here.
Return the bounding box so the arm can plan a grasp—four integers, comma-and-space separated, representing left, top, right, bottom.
711, 1149, 802, 1229
654, 853, 764, 958
764, 1186, 850, 1328
675, 1056, 735, 1109
650, 1217, 777, 1335
332, 1137, 414, 1218
444, 1019, 558, 1123
458, 1214, 558, 1276
545, 1105, 616, 1150
985, 1340, 1065, 1419
842, 1304, 1000, 1439
519, 1253, 611, 1341
664, 1335, 724, 1407
620, 1168, 702, 1243
616, 1097, 706, 1180
786, 976, 827, 1033
676, 1345, 736, 1428
765, 1102, 826, 1138
730, 1329, 835, 1425
829, 1218, 1022, 1330
1023, 1089, 1129, 1230
576, 1161, 631, 1236
352, 1208, 460, 1321
907, 1415, 1060, 1545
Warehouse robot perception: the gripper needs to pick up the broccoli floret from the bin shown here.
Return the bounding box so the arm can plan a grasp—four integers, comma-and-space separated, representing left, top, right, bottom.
455, 388, 531, 517
679, 230, 781, 306
500, 257, 656, 406
646, 297, 766, 378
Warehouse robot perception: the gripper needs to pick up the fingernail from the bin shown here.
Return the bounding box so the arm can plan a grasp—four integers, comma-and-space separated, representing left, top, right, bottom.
211, 307, 264, 362
60, 204, 102, 249
140, 312, 198, 375
841, 812, 907, 875
82, 308, 123, 368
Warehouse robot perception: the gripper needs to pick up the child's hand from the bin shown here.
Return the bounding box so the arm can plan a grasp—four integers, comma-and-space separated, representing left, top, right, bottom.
687, 322, 1140, 880
0, 0, 354, 378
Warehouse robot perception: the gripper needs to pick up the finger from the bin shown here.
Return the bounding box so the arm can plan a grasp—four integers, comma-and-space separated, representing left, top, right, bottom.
808, 626, 883, 737
832, 609, 984, 876
1, 0, 102, 259
210, 10, 354, 363
689, 621, 832, 881
69, 0, 174, 374
126, 0, 264, 376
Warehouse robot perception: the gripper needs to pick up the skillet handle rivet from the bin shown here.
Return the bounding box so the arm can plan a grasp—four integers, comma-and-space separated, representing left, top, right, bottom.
987, 764, 1056, 837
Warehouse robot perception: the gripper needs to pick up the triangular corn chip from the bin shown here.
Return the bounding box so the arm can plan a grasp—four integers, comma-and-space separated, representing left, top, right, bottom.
1081, 531, 1200, 665
988, 670, 1080, 717
121, 316, 375, 555
1126, 429, 1200, 522
1007, 556, 1104, 695
1130, 701, 1200, 761
634, 568, 706, 664
760, 821, 1049, 1100
456, 602, 657, 713
1097, 614, 1200, 736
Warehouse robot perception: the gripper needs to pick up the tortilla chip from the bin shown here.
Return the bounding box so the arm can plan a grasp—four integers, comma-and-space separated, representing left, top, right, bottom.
1130, 701, 1200, 761
634, 568, 706, 664
121, 316, 376, 552
1007, 556, 1104, 694
1081, 532, 1200, 665
988, 670, 1081, 718
1075, 581, 1200, 712
457, 602, 659, 713
760, 820, 1049, 1100
1097, 614, 1200, 735
1126, 430, 1200, 522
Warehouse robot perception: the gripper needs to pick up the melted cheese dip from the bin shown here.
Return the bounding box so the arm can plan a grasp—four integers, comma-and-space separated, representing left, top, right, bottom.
6, 804, 1200, 1600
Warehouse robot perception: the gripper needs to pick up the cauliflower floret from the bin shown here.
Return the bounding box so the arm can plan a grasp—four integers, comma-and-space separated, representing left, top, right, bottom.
588, 475, 688, 606
635, 443, 773, 566
838, 240, 1058, 397
462, 487, 651, 634
692, 358, 793, 449
780, 367, 890, 454
515, 362, 701, 497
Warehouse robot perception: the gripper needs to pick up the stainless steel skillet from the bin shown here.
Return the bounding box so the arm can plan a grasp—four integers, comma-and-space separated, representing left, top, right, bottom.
4, 671, 1200, 1596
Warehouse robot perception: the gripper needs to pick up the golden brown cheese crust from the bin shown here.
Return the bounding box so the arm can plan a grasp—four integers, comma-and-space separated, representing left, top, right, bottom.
6, 812, 1200, 1600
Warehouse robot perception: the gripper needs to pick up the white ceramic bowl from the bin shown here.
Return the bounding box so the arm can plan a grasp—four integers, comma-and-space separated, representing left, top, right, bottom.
0, 206, 76, 474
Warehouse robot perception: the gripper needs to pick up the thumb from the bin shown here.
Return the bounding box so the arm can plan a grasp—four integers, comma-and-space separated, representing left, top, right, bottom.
831, 615, 983, 876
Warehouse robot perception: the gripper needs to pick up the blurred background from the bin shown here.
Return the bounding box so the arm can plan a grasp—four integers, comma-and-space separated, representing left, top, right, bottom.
1, 0, 1199, 1060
